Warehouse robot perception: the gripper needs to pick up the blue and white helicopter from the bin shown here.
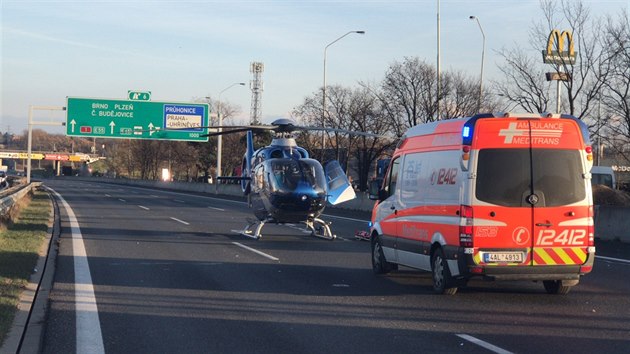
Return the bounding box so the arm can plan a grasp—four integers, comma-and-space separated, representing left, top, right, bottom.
206, 118, 383, 240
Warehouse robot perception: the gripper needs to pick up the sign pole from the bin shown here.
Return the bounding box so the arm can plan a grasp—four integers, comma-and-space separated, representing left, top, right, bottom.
27, 106, 66, 184
556, 69, 562, 113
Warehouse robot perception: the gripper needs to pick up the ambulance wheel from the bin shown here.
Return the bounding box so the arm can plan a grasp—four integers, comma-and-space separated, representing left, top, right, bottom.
431, 247, 458, 295
371, 236, 396, 274
543, 280, 573, 295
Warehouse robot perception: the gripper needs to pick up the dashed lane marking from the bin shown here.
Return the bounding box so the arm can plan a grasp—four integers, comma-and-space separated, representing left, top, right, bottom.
456, 334, 513, 354
232, 242, 279, 261
170, 217, 189, 225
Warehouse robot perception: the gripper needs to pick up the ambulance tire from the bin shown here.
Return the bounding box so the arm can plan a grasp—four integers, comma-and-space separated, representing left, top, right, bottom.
431, 248, 458, 295
543, 280, 573, 295
371, 236, 397, 274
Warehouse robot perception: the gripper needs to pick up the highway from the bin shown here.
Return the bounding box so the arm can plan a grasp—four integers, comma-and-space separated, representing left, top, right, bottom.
40, 179, 630, 353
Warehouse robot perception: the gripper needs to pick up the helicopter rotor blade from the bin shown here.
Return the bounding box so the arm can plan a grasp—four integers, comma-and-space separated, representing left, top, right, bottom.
295, 126, 394, 139
200, 126, 274, 137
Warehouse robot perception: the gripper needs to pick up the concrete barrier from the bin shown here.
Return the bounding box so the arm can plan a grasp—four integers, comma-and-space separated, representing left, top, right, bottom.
595, 205, 630, 243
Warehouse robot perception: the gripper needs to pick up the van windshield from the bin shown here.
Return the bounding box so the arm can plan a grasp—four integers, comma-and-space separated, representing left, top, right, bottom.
476, 148, 586, 207
591, 173, 613, 188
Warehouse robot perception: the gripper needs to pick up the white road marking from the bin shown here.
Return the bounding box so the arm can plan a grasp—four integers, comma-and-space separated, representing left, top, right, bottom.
118, 198, 126, 202
208, 206, 225, 211
232, 242, 279, 261
138, 205, 150, 210
104, 194, 111, 197
174, 199, 185, 203
456, 334, 513, 354
596, 255, 630, 264
170, 217, 189, 225
47, 187, 105, 354
150, 195, 159, 198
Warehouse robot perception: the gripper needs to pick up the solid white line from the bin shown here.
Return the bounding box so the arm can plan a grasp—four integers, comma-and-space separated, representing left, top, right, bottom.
596, 255, 630, 264
232, 242, 279, 261
48, 188, 105, 353
138, 205, 150, 210
456, 334, 513, 354
208, 206, 225, 211
170, 217, 189, 225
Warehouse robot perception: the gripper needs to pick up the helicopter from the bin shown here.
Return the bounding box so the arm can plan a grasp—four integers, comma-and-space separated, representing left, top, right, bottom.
203, 118, 386, 240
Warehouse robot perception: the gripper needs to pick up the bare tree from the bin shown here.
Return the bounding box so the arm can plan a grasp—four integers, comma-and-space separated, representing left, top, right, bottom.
381, 57, 440, 128
600, 10, 630, 164
348, 87, 397, 191
442, 70, 501, 118
494, 47, 553, 113
293, 85, 396, 191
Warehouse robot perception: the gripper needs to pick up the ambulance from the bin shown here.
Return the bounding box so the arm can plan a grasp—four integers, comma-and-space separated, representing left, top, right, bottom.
369, 113, 595, 295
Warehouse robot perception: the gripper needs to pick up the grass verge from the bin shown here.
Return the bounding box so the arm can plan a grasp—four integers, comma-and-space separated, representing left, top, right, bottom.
0, 189, 51, 347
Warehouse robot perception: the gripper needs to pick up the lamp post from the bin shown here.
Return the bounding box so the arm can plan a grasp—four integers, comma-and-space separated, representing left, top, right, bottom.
322, 30, 365, 159
469, 15, 486, 113
216, 82, 245, 181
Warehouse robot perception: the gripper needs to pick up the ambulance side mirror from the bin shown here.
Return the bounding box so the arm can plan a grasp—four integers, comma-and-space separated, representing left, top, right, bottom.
368, 180, 383, 201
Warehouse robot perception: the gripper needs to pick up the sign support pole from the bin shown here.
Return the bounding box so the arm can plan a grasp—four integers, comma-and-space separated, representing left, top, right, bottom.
27, 106, 66, 184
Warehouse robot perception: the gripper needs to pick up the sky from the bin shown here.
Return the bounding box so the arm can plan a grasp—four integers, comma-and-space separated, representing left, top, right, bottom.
1, 0, 629, 135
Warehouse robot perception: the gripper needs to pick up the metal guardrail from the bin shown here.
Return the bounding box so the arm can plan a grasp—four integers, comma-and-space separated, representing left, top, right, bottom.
0, 183, 40, 220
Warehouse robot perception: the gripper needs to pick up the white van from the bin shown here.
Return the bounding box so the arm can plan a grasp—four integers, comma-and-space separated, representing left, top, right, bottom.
591, 166, 615, 189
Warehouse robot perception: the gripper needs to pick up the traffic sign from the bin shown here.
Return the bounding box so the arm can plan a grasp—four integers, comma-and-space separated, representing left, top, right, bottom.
66, 97, 209, 141
128, 90, 151, 101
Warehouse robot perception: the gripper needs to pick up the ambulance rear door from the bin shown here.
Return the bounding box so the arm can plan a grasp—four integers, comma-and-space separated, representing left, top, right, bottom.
470, 117, 590, 269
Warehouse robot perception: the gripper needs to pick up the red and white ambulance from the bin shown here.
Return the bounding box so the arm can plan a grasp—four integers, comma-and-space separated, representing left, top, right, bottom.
369, 113, 595, 295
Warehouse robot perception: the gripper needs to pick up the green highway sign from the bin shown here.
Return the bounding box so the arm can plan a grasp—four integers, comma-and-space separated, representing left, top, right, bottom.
66, 97, 209, 142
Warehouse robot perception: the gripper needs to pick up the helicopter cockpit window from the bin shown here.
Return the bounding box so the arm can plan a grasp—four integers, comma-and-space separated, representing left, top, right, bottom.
270, 150, 283, 158
267, 158, 326, 194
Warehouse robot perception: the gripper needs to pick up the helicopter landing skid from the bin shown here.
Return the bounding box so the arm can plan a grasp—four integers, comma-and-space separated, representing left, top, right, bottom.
304, 218, 336, 240
239, 219, 265, 240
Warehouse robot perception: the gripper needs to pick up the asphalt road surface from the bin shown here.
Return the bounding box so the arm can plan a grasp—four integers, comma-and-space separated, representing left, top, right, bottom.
39, 179, 630, 353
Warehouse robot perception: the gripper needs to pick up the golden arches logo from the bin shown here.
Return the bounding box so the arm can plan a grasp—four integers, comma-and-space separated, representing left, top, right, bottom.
542, 29, 577, 64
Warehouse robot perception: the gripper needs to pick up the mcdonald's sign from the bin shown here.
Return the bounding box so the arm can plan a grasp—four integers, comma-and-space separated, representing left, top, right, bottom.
542, 29, 577, 64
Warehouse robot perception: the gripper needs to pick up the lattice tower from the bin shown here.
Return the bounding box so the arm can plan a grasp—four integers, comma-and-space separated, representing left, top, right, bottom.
249, 62, 264, 125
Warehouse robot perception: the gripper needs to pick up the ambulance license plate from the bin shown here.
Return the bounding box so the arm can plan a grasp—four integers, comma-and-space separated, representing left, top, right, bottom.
483, 252, 523, 263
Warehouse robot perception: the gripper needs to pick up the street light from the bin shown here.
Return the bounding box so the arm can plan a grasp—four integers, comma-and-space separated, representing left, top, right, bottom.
322, 30, 365, 159
216, 82, 245, 180
469, 15, 485, 113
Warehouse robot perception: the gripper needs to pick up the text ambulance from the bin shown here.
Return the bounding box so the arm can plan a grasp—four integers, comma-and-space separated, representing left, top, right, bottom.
370, 113, 595, 295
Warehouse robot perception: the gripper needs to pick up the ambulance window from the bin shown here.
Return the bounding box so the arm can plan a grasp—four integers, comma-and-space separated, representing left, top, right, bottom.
532, 149, 585, 206
476, 149, 530, 207
384, 157, 400, 198
476, 149, 585, 207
